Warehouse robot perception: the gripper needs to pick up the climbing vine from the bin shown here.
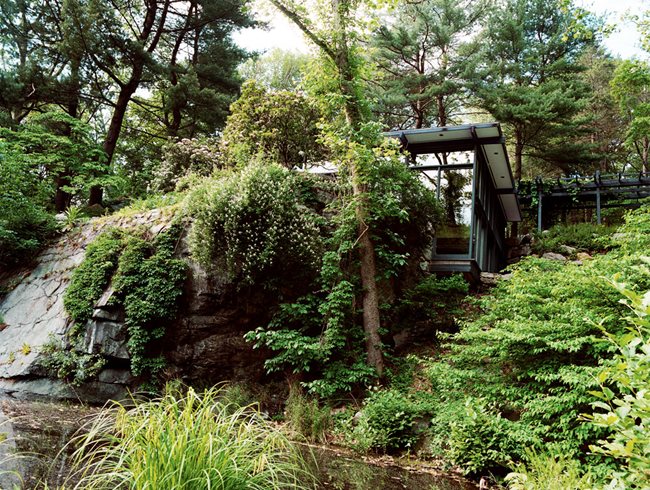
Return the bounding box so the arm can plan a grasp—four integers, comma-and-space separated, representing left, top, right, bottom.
61, 224, 187, 379
64, 228, 126, 331
246, 144, 441, 398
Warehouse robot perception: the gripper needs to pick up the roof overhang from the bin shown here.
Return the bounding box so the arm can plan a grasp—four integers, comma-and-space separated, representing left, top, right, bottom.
385, 123, 522, 222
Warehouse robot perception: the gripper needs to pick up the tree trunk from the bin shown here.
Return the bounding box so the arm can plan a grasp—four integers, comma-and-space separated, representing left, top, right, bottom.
335, 24, 385, 379
88, 0, 169, 205
55, 55, 81, 212
89, 76, 141, 206
270, 0, 385, 378
437, 95, 447, 127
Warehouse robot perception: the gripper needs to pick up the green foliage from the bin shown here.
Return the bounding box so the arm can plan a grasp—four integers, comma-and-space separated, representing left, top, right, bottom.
470, 0, 600, 176
365, 148, 442, 278
588, 265, 650, 489
505, 448, 594, 490
531, 222, 615, 255
63, 229, 125, 328
285, 388, 332, 443
61, 206, 88, 232
186, 163, 323, 288
611, 59, 650, 170
238, 48, 311, 91
64, 225, 187, 378
343, 389, 432, 453
2, 112, 108, 190
418, 205, 650, 475
64, 385, 315, 489
392, 274, 468, 334
447, 399, 536, 475
369, 0, 486, 129
246, 142, 440, 398
111, 226, 187, 376
0, 128, 57, 267
39, 337, 106, 387
0, 164, 56, 268
221, 81, 326, 167
152, 138, 222, 193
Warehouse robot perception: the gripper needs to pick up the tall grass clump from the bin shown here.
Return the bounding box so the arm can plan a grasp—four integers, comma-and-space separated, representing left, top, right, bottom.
505, 448, 594, 490
64, 386, 316, 489
285, 388, 332, 443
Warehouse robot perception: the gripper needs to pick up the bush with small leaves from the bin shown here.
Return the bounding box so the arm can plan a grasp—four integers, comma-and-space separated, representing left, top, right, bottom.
186, 163, 323, 289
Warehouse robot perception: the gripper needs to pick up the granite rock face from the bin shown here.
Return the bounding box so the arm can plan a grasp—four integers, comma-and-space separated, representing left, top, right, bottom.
0, 209, 272, 401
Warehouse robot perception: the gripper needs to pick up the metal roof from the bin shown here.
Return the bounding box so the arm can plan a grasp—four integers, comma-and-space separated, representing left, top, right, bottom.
385, 123, 522, 222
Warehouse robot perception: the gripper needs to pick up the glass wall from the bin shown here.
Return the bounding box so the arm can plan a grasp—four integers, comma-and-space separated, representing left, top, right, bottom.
413, 148, 508, 272
434, 167, 473, 255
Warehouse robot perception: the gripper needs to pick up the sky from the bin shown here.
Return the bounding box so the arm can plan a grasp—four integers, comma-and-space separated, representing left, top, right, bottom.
232, 0, 650, 59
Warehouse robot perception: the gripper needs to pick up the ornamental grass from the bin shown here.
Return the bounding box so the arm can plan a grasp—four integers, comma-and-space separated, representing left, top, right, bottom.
62, 385, 316, 490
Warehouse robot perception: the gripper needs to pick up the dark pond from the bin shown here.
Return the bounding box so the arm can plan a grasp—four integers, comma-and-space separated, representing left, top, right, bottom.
0, 398, 476, 490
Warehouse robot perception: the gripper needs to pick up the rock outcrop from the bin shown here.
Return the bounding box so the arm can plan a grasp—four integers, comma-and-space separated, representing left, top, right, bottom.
0, 209, 273, 402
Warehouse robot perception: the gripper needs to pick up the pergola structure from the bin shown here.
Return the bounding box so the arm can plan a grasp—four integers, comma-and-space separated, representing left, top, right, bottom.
386, 123, 522, 279
517, 172, 650, 230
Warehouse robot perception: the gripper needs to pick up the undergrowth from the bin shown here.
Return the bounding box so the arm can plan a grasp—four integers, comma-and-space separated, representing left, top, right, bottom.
532, 222, 615, 255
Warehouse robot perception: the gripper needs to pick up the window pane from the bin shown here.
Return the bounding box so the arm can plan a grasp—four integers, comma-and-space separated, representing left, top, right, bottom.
435, 168, 473, 255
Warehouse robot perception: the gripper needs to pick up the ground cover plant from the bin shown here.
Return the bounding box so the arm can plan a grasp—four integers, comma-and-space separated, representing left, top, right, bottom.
327, 204, 650, 486
588, 265, 650, 489
420, 205, 650, 477
531, 222, 615, 255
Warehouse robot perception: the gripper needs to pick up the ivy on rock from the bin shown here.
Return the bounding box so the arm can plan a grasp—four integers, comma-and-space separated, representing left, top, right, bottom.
61, 224, 187, 380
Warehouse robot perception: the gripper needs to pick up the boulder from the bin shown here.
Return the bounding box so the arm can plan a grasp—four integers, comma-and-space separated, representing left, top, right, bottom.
84, 319, 129, 360
558, 244, 577, 255
541, 252, 566, 261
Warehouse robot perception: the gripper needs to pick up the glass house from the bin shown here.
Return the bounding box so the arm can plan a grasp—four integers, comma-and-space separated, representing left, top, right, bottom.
386, 123, 522, 279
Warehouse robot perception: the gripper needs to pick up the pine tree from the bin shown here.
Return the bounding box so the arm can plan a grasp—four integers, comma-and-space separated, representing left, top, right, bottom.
370, 0, 487, 129
469, 0, 598, 179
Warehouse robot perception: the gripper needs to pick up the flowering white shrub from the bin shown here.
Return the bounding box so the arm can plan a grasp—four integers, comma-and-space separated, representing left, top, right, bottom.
153, 138, 222, 192
186, 163, 323, 287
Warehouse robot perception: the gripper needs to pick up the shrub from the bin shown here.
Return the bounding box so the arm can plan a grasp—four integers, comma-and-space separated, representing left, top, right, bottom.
64, 385, 316, 489
588, 266, 650, 489
505, 448, 594, 490
186, 164, 323, 288
391, 274, 468, 335
221, 81, 326, 168
421, 205, 650, 475
447, 399, 536, 475
0, 147, 56, 268
532, 222, 615, 255
153, 137, 222, 192
343, 389, 431, 453
39, 337, 106, 386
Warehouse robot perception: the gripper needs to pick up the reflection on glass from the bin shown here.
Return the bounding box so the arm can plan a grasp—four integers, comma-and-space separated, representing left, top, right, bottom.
435, 168, 472, 255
